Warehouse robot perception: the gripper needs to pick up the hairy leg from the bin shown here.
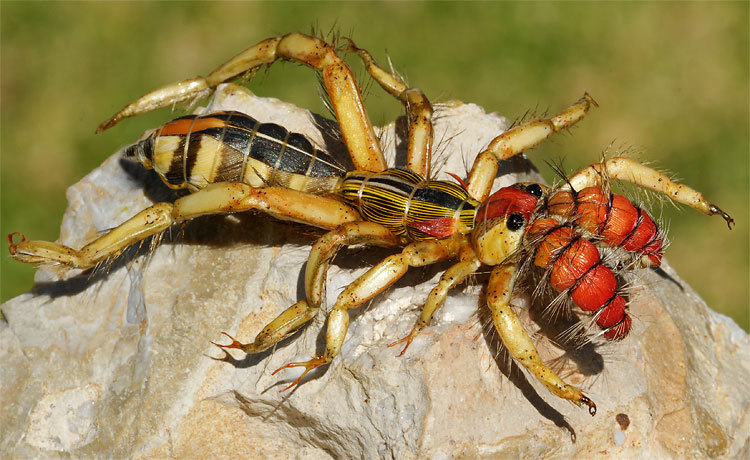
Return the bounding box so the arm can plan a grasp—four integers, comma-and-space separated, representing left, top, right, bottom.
98, 33, 386, 173
8, 183, 359, 268
566, 157, 733, 228
467, 94, 597, 202
347, 40, 434, 177
213, 221, 399, 355
487, 264, 596, 415
273, 235, 463, 390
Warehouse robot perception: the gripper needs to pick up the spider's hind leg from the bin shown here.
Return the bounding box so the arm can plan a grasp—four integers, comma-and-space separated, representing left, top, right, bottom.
214, 221, 400, 361
273, 235, 463, 390
8, 183, 360, 269
98, 33, 386, 173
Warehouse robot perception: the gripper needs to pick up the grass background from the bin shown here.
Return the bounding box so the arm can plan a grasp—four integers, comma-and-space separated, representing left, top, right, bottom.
1, 2, 747, 331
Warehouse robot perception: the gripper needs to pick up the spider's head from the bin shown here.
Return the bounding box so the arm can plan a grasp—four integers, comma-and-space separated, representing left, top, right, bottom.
471, 184, 544, 265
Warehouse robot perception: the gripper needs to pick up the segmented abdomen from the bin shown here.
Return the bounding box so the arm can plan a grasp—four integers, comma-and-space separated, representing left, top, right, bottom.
340, 168, 480, 241
525, 187, 664, 340
545, 187, 664, 267
125, 111, 346, 193
527, 219, 631, 340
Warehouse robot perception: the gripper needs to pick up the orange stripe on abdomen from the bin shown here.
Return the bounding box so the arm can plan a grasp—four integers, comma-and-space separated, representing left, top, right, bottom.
159, 116, 227, 136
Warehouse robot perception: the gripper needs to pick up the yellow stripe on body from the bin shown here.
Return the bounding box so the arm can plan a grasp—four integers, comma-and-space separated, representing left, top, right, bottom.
152, 136, 183, 189
341, 168, 480, 241
188, 136, 224, 189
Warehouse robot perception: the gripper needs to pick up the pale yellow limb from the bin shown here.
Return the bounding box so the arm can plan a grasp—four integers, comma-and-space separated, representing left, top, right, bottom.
213, 221, 400, 357
566, 157, 734, 228
390, 253, 481, 355
273, 235, 464, 390
8, 183, 359, 269
304, 221, 400, 309
8, 203, 173, 269
212, 300, 319, 355
346, 40, 434, 177
488, 264, 596, 415
467, 94, 597, 202
97, 33, 386, 173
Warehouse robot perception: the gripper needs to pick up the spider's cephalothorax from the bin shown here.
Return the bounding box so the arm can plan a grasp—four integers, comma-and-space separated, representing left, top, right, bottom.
8, 33, 734, 417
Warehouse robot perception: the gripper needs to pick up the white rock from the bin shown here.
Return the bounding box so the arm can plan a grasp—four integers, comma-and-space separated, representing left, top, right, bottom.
2, 84, 748, 459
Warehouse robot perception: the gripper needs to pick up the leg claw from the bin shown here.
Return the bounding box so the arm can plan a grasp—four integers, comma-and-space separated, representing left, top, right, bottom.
272, 356, 327, 392
389, 327, 427, 356
709, 204, 734, 229
7, 232, 26, 255
211, 331, 246, 350
581, 395, 597, 416
388, 335, 414, 357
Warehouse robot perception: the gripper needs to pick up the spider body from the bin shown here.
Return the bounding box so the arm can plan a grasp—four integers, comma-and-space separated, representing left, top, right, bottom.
8, 33, 733, 416
127, 110, 479, 243
121, 113, 662, 343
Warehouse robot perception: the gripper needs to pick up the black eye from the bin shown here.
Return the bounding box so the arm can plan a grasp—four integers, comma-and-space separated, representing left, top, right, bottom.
526, 184, 543, 198
507, 213, 525, 231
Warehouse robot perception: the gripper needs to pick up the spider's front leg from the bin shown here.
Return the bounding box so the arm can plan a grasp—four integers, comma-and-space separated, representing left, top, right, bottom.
346, 41, 434, 178
272, 235, 464, 391
488, 264, 597, 415
467, 94, 598, 201
567, 157, 734, 228
98, 33, 386, 173
8, 183, 359, 269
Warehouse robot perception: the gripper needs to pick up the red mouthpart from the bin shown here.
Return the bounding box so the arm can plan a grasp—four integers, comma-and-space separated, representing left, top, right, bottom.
476, 187, 538, 223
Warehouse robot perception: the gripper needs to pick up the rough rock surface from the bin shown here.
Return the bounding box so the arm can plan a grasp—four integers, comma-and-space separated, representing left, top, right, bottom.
2, 84, 748, 459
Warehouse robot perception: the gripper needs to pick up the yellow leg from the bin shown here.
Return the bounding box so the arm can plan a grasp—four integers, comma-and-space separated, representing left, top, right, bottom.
488, 264, 596, 415
304, 221, 400, 308
391, 254, 481, 355
273, 235, 464, 390
346, 40, 434, 178
213, 221, 399, 357
467, 94, 598, 202
8, 183, 359, 269
567, 157, 734, 228
98, 33, 386, 173
8, 203, 173, 268
212, 299, 319, 355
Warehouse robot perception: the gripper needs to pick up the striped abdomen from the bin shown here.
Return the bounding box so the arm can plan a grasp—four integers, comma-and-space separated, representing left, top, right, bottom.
340, 168, 480, 241
125, 111, 346, 193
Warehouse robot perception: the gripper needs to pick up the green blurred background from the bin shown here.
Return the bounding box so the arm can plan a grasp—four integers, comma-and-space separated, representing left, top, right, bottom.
1, 2, 747, 331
